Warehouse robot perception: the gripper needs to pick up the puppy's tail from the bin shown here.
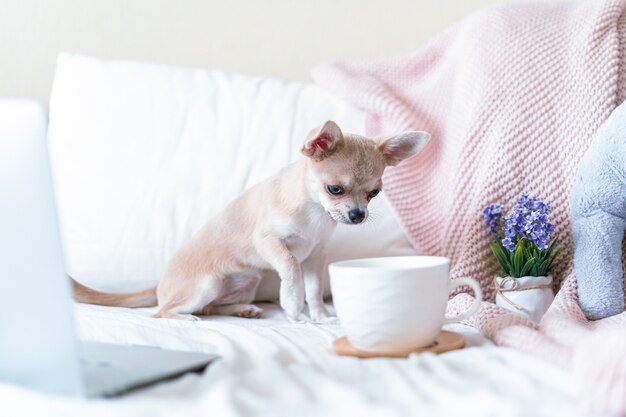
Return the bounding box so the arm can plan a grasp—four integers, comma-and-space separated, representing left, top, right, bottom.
71, 278, 158, 308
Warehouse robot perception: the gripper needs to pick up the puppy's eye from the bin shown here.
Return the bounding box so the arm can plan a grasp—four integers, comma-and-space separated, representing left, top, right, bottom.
368, 189, 380, 199
326, 185, 344, 195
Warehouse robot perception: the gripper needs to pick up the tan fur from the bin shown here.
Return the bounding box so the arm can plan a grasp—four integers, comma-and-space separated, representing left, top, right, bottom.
72, 121, 430, 322
71, 280, 157, 308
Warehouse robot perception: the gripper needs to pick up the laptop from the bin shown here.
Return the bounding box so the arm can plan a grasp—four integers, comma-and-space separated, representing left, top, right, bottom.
0, 99, 218, 397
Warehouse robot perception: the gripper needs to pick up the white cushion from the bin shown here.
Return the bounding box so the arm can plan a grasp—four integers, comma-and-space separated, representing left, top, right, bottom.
48, 53, 416, 299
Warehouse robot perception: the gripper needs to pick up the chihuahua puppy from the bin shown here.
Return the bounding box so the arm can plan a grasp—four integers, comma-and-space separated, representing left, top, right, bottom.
73, 121, 429, 322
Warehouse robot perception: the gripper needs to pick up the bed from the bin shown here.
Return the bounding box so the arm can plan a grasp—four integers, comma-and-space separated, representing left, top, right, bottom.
2, 302, 588, 417
0, 54, 602, 417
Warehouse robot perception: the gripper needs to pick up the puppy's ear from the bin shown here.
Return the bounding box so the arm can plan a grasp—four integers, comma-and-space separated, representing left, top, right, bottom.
301, 121, 344, 160
378, 131, 430, 166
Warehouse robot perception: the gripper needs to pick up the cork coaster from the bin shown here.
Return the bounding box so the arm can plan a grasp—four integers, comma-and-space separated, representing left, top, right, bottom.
332, 330, 465, 358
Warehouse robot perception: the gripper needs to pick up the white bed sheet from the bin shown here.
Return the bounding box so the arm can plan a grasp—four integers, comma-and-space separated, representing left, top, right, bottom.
0, 305, 597, 417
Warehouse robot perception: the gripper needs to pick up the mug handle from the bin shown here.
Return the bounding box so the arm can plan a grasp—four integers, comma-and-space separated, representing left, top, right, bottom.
443, 277, 483, 324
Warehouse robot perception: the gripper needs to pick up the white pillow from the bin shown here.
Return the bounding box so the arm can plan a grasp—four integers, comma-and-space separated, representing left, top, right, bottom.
48, 53, 416, 299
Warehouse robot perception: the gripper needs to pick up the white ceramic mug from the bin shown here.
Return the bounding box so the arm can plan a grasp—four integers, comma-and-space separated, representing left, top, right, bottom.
329, 256, 482, 353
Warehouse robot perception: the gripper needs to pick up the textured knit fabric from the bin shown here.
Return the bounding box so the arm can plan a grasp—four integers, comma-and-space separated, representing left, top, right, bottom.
313, 0, 626, 414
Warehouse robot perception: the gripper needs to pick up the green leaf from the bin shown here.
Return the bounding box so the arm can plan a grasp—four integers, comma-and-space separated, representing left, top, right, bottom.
491, 244, 511, 275
513, 241, 525, 277
520, 257, 536, 277
545, 247, 562, 275
551, 247, 561, 261
535, 251, 546, 265
538, 259, 551, 276
533, 247, 540, 262
545, 239, 558, 258
524, 246, 533, 265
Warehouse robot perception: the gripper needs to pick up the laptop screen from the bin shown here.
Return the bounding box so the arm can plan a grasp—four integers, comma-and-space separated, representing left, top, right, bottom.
0, 99, 84, 396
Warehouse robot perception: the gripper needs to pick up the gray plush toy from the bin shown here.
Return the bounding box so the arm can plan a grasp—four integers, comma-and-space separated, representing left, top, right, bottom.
571, 101, 626, 320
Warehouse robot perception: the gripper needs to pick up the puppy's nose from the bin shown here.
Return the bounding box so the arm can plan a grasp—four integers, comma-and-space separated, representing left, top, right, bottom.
348, 208, 365, 224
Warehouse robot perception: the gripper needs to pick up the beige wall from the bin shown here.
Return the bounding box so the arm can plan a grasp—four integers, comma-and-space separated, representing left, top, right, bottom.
1, 0, 513, 102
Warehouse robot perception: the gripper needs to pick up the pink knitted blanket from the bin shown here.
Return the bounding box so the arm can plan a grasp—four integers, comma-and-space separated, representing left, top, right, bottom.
314, 0, 626, 414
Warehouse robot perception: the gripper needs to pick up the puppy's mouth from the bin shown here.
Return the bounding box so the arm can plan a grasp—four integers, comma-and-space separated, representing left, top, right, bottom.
327, 210, 363, 225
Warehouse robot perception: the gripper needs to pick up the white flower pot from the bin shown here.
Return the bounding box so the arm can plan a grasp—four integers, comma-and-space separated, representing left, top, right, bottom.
494, 275, 554, 323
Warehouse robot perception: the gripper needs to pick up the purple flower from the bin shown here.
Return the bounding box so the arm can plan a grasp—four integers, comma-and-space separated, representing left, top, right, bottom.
483, 204, 504, 239
501, 237, 516, 251
499, 193, 555, 252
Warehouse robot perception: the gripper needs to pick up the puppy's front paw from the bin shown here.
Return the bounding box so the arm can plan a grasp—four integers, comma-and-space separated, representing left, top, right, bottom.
280, 299, 309, 323
312, 315, 339, 325
286, 313, 311, 324
309, 307, 338, 324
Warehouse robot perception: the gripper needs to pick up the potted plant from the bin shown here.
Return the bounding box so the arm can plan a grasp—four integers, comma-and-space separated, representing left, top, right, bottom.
483, 193, 560, 322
